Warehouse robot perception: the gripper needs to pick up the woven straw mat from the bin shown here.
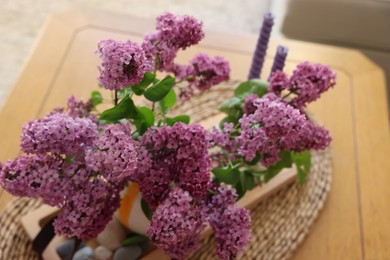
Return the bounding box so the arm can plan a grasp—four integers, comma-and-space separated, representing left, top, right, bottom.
0, 82, 332, 260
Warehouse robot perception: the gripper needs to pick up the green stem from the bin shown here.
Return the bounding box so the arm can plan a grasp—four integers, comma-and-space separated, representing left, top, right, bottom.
114, 90, 118, 106
282, 91, 294, 99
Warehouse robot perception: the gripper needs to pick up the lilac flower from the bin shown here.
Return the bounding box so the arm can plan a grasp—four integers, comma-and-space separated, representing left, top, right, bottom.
209, 122, 240, 167
269, 70, 290, 95
254, 93, 306, 147
238, 94, 307, 166
67, 96, 93, 118
170, 53, 230, 100
147, 187, 205, 259
142, 13, 204, 72
237, 113, 270, 163
242, 94, 259, 114
0, 155, 66, 207
294, 120, 332, 152
156, 12, 204, 50
134, 123, 211, 209
190, 53, 230, 91
289, 62, 336, 108
206, 185, 237, 216
142, 32, 178, 71
54, 177, 122, 240
210, 207, 251, 260
97, 39, 152, 90
85, 123, 137, 183
170, 63, 195, 81
21, 113, 98, 156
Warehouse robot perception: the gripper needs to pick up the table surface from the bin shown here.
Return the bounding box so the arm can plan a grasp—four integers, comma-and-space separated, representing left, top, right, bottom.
0, 9, 389, 260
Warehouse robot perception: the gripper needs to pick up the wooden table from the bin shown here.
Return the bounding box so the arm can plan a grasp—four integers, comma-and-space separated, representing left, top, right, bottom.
1, 9, 389, 260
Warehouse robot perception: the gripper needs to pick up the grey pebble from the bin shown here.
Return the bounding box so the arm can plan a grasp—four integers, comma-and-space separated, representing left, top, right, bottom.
95, 245, 113, 260
56, 239, 76, 259
113, 245, 142, 260
72, 246, 95, 260
56, 239, 85, 259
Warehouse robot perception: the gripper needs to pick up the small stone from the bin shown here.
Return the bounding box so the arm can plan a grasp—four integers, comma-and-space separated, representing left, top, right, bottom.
97, 218, 127, 251
56, 239, 75, 259
95, 245, 113, 260
72, 246, 94, 260
56, 239, 86, 259
113, 245, 142, 260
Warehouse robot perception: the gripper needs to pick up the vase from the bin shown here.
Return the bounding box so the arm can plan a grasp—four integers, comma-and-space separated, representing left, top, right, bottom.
115, 182, 149, 235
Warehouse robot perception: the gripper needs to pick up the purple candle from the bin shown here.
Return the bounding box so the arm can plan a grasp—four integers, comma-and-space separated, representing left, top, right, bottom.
248, 12, 274, 80
269, 45, 288, 80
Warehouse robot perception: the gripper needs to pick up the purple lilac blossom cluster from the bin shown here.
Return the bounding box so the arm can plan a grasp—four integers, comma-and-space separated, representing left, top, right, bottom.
173, 53, 230, 99
206, 186, 251, 259
216, 92, 331, 167
67, 96, 94, 119
147, 187, 205, 259
238, 93, 309, 166
134, 123, 251, 259
132, 122, 211, 209
0, 97, 137, 240
269, 61, 336, 108
211, 61, 334, 168
97, 12, 230, 101
97, 39, 152, 90
85, 124, 137, 183
142, 12, 204, 71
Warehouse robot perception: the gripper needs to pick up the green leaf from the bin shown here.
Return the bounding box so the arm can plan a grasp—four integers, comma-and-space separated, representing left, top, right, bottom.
159, 88, 177, 114
263, 151, 294, 182
122, 235, 149, 246
133, 120, 149, 135
212, 165, 240, 185
264, 167, 282, 182
292, 151, 311, 184
132, 72, 156, 95
234, 179, 247, 200
137, 106, 155, 127
144, 75, 175, 102
165, 115, 190, 126
234, 79, 269, 99
99, 96, 138, 121
141, 199, 153, 220
243, 171, 256, 190
90, 91, 103, 107
218, 97, 243, 117
118, 87, 134, 99
279, 151, 293, 168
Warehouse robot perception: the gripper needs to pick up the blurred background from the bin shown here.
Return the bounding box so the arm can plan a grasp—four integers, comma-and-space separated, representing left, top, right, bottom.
0, 0, 285, 110
0, 0, 389, 109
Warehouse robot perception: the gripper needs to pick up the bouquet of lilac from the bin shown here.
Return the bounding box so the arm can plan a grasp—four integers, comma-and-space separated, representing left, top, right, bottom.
0, 12, 335, 260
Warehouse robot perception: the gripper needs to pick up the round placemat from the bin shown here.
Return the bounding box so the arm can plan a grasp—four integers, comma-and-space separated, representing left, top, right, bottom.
0, 82, 332, 260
